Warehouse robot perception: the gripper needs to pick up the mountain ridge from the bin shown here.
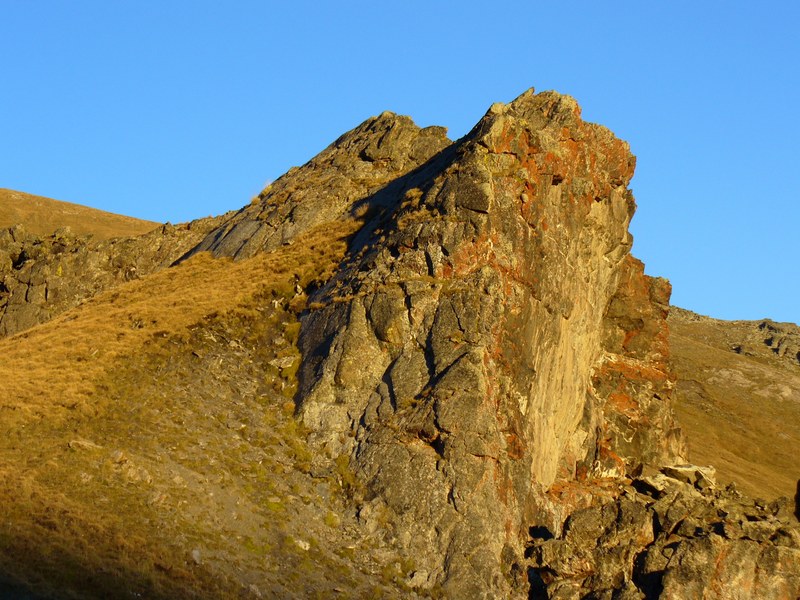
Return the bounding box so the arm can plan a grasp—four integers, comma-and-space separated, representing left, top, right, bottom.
1, 89, 798, 598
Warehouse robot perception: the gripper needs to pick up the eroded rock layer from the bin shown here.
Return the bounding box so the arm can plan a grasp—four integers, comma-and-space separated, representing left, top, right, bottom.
293, 90, 686, 596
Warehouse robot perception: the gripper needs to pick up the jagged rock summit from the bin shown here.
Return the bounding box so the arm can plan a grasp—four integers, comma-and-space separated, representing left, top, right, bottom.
1, 89, 798, 599
289, 89, 689, 596
189, 112, 451, 259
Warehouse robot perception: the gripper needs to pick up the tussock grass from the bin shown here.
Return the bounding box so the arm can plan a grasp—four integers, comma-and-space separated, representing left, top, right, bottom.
0, 219, 367, 599
0, 220, 357, 431
0, 468, 217, 599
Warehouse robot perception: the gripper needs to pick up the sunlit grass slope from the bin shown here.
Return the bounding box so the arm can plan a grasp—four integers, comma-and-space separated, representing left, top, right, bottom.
670, 315, 800, 509
0, 188, 159, 239
0, 220, 409, 599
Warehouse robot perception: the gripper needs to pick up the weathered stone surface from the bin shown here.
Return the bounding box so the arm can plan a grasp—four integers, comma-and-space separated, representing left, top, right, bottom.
586, 257, 687, 480
188, 112, 451, 260
528, 471, 800, 599
293, 89, 686, 597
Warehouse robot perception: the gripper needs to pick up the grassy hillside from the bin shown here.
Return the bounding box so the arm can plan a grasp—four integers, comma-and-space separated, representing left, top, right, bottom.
0, 219, 417, 599
669, 309, 800, 509
0, 189, 159, 239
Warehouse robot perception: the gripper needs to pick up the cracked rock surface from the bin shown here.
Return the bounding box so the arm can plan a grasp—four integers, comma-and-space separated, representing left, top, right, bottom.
527, 467, 800, 599
291, 90, 687, 597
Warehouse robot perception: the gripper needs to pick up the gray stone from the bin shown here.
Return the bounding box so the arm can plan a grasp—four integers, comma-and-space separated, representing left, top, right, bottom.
294, 89, 686, 597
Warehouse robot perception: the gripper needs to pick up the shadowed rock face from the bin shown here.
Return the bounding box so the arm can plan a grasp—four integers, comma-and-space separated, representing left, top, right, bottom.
293, 89, 686, 596
188, 113, 451, 259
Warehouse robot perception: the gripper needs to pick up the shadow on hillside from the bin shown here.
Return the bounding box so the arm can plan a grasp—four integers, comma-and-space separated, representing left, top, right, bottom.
795, 479, 800, 521
291, 141, 462, 415
0, 579, 45, 600
343, 141, 460, 257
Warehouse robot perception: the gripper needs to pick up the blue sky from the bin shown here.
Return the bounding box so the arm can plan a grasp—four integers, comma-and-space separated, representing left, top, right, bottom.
2, 2, 798, 323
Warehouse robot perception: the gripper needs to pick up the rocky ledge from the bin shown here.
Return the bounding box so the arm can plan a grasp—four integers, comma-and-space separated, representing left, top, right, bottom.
529, 466, 800, 599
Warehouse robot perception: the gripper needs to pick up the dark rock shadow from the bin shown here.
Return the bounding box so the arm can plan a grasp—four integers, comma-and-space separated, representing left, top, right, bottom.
343, 142, 459, 258
292, 143, 461, 412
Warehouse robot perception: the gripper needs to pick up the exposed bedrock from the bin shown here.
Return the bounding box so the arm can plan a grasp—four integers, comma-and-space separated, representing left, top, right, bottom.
188, 111, 451, 259
0, 219, 220, 337
294, 89, 686, 597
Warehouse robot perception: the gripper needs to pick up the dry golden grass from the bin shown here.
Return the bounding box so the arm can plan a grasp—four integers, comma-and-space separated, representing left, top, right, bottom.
0, 188, 159, 239
0, 466, 222, 599
0, 219, 358, 430
0, 218, 367, 599
670, 316, 800, 508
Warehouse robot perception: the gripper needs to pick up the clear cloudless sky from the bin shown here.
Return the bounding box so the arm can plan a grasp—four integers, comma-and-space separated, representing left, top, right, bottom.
1, 1, 798, 323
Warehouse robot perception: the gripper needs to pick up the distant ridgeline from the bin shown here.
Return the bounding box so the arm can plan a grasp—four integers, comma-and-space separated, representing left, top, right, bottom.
0, 189, 158, 239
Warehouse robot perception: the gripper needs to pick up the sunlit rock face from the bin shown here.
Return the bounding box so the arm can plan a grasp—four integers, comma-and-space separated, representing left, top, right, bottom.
294, 89, 685, 597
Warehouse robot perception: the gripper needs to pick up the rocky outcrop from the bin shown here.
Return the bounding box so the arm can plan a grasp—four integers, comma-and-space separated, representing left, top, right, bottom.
188, 112, 451, 260
290, 89, 686, 597
0, 218, 221, 337
0, 113, 450, 339
528, 467, 800, 599
757, 319, 800, 366
671, 307, 800, 369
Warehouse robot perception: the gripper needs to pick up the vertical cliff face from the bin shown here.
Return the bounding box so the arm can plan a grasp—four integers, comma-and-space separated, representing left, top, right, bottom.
590, 255, 687, 477
294, 89, 685, 596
